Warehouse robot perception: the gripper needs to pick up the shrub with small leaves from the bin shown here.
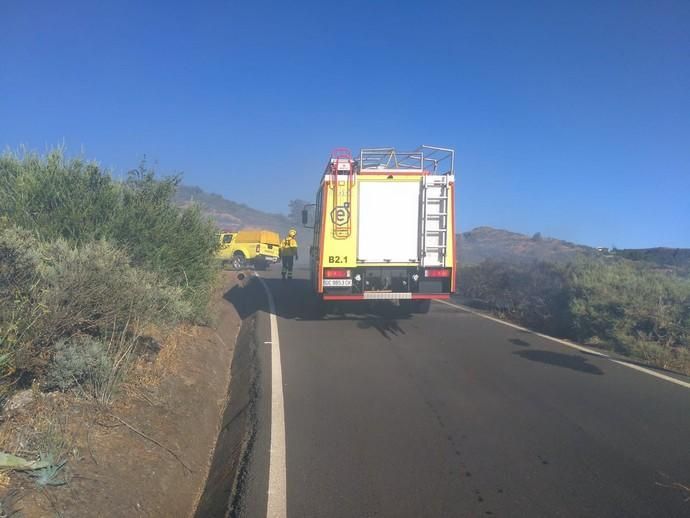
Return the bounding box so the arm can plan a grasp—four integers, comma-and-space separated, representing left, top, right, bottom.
0, 226, 45, 380
459, 258, 690, 374
44, 336, 111, 392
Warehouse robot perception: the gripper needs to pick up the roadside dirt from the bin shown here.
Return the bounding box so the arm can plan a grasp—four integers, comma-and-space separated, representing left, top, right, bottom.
0, 271, 242, 517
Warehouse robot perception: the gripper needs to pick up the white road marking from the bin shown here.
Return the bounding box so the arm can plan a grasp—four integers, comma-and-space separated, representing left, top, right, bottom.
256, 275, 287, 518
609, 359, 690, 389
435, 299, 690, 390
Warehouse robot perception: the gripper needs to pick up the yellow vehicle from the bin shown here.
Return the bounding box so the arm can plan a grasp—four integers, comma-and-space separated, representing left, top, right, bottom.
302, 146, 456, 314
217, 229, 281, 269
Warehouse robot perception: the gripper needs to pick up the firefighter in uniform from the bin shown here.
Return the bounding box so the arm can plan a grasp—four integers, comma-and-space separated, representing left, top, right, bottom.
280, 229, 298, 280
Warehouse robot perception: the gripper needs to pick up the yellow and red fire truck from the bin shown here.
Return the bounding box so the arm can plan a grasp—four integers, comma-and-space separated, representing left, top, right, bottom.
302, 146, 456, 314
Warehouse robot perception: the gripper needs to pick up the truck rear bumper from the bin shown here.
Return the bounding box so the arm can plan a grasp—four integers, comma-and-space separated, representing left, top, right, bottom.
322, 293, 449, 301
320, 266, 452, 299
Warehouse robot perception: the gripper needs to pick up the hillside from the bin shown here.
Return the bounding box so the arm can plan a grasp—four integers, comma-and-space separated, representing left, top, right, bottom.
457, 226, 599, 265
175, 185, 689, 273
457, 227, 690, 277
174, 185, 295, 234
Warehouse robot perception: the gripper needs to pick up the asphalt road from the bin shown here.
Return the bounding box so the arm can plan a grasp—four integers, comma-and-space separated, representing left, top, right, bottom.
229, 268, 690, 518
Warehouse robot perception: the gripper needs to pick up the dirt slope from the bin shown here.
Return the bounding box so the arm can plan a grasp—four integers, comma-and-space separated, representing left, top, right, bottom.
1, 273, 241, 517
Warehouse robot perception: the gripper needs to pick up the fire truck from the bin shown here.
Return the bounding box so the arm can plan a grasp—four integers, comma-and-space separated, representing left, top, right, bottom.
302, 146, 456, 314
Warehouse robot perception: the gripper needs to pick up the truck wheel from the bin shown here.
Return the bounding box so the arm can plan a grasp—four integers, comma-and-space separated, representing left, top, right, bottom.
231, 252, 246, 270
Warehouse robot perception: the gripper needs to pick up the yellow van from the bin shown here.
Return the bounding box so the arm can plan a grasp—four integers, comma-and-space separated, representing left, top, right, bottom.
217, 229, 281, 269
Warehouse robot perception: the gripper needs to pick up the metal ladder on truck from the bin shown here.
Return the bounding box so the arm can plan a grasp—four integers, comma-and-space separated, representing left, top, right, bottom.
420, 175, 449, 267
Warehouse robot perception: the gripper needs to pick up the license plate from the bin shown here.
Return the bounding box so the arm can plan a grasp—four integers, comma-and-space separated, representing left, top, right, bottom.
323, 279, 352, 287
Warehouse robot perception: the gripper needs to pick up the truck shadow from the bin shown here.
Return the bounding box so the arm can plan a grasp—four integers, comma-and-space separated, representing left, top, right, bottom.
224, 276, 412, 339
513, 349, 604, 375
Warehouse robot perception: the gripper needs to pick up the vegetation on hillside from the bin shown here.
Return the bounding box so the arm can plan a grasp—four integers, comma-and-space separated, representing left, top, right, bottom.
613, 247, 690, 275
0, 149, 218, 404
458, 226, 600, 266
174, 184, 294, 232
459, 258, 690, 374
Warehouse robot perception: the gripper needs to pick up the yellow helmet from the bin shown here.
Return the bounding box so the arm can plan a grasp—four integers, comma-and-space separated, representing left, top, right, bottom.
288, 228, 297, 238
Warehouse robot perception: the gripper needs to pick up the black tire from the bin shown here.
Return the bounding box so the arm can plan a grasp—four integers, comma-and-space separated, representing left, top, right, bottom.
231, 252, 246, 270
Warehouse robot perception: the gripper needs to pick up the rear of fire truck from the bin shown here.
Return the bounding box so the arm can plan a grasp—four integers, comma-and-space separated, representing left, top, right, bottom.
304, 145, 456, 314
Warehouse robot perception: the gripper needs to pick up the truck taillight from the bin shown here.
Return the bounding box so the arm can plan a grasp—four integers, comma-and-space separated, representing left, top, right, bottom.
256, 244, 261, 252
324, 268, 350, 278
425, 268, 450, 278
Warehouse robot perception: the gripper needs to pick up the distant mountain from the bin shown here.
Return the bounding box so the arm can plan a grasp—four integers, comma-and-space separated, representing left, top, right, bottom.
175, 186, 688, 273
457, 227, 690, 274
457, 227, 600, 266
174, 185, 295, 234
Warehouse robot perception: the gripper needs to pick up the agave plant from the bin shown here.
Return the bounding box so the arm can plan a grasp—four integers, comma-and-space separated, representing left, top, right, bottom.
28, 453, 68, 487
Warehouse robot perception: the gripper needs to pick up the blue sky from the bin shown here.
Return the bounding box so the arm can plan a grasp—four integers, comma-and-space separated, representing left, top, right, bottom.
1, 0, 688, 248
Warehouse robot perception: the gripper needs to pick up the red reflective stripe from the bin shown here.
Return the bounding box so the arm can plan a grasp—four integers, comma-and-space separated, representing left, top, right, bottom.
425, 269, 451, 278
323, 295, 363, 301
324, 268, 350, 278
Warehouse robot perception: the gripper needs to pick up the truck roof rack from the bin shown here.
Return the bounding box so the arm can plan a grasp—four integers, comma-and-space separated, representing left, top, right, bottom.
357, 145, 455, 175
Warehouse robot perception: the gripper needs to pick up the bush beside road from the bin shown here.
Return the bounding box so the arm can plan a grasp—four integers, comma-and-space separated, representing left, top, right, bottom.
0, 149, 219, 400
459, 258, 690, 375
0, 149, 231, 515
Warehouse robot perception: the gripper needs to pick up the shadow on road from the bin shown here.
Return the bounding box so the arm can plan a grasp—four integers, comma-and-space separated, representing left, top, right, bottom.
357, 317, 407, 340
513, 349, 604, 375
509, 338, 531, 347
223, 275, 413, 339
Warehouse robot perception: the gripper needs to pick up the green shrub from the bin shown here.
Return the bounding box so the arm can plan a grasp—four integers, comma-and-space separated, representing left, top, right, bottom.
0, 150, 219, 317
460, 260, 572, 336
459, 258, 690, 374
39, 239, 191, 341
0, 226, 45, 380
0, 226, 191, 400
567, 259, 690, 351
0, 149, 119, 243
45, 336, 111, 392
110, 167, 219, 319
0, 149, 220, 403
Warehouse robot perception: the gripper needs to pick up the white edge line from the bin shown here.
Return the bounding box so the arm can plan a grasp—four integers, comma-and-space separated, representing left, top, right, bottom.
435, 299, 690, 390
256, 275, 288, 518
609, 359, 690, 389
